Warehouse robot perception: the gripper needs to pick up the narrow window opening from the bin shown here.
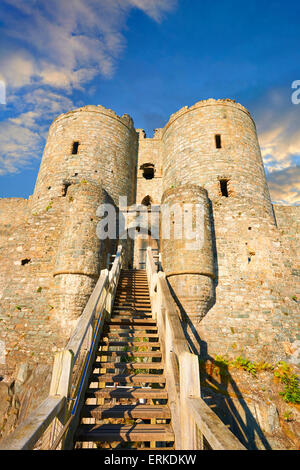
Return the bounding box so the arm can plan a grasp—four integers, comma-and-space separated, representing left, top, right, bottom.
140, 163, 155, 180
141, 195, 152, 207
143, 167, 154, 180
21, 258, 31, 266
220, 179, 229, 197
215, 134, 222, 149
72, 141, 80, 155
62, 181, 72, 197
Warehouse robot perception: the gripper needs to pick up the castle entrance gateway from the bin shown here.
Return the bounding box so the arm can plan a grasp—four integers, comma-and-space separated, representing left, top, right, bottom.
136, 228, 159, 269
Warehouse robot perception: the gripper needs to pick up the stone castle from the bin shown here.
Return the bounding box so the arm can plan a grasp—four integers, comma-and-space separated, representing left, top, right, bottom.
0, 98, 299, 442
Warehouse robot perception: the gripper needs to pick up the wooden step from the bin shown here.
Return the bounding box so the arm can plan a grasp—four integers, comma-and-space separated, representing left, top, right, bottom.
108, 318, 156, 325
117, 282, 149, 293
97, 351, 162, 358
104, 337, 159, 343
117, 285, 148, 288
106, 323, 157, 335
111, 314, 153, 320
76, 424, 174, 442
113, 305, 152, 316
115, 297, 151, 302
119, 275, 148, 278
94, 362, 164, 371
113, 302, 151, 307
116, 291, 149, 295
81, 404, 171, 419
99, 341, 160, 347
86, 387, 168, 399
114, 302, 151, 312
90, 373, 166, 384
103, 325, 158, 341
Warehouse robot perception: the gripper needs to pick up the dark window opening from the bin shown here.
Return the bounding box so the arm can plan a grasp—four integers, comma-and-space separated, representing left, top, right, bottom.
140, 163, 155, 180
143, 167, 154, 180
62, 181, 72, 197
141, 195, 153, 207
21, 259, 31, 266
215, 134, 222, 149
220, 179, 229, 197
72, 141, 80, 155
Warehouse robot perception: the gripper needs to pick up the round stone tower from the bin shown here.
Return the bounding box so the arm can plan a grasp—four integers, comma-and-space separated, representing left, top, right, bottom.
52, 181, 107, 334
31, 105, 138, 330
160, 185, 215, 322
31, 105, 138, 213
161, 99, 275, 226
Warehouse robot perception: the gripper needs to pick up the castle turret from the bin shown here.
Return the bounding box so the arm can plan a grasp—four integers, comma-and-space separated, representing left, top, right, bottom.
161, 99, 275, 226
52, 181, 106, 334
31, 105, 138, 213
160, 185, 215, 323
31, 105, 138, 330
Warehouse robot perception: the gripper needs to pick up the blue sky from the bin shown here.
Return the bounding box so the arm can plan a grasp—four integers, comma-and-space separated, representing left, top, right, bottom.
0, 0, 299, 204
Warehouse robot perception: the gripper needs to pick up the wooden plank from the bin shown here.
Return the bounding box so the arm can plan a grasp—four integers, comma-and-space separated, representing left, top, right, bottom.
99, 341, 160, 347
0, 396, 65, 450
94, 362, 164, 370
87, 387, 168, 399
76, 424, 174, 442
104, 333, 159, 338
109, 318, 156, 325
91, 373, 166, 384
97, 351, 162, 358
186, 397, 246, 451
106, 325, 158, 330
81, 404, 171, 419
179, 352, 201, 450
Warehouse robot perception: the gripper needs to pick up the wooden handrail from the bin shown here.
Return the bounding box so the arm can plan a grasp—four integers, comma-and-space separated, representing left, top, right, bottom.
0, 396, 65, 451
0, 245, 125, 451
146, 247, 245, 451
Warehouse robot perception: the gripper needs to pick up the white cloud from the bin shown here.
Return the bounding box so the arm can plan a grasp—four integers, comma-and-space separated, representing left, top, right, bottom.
0, 121, 42, 175
267, 166, 300, 206
253, 87, 300, 204
255, 88, 300, 171
0, 0, 176, 176
0, 90, 75, 174
0, 0, 177, 91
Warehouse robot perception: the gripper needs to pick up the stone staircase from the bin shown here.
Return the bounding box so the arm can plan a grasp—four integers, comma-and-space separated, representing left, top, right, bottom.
74, 269, 175, 449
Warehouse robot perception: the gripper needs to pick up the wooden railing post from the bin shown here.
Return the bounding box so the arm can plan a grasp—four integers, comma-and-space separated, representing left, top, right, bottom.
42, 350, 73, 449
179, 351, 201, 450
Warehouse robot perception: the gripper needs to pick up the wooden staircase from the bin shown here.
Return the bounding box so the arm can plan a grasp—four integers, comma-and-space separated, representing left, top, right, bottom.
74, 269, 175, 449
